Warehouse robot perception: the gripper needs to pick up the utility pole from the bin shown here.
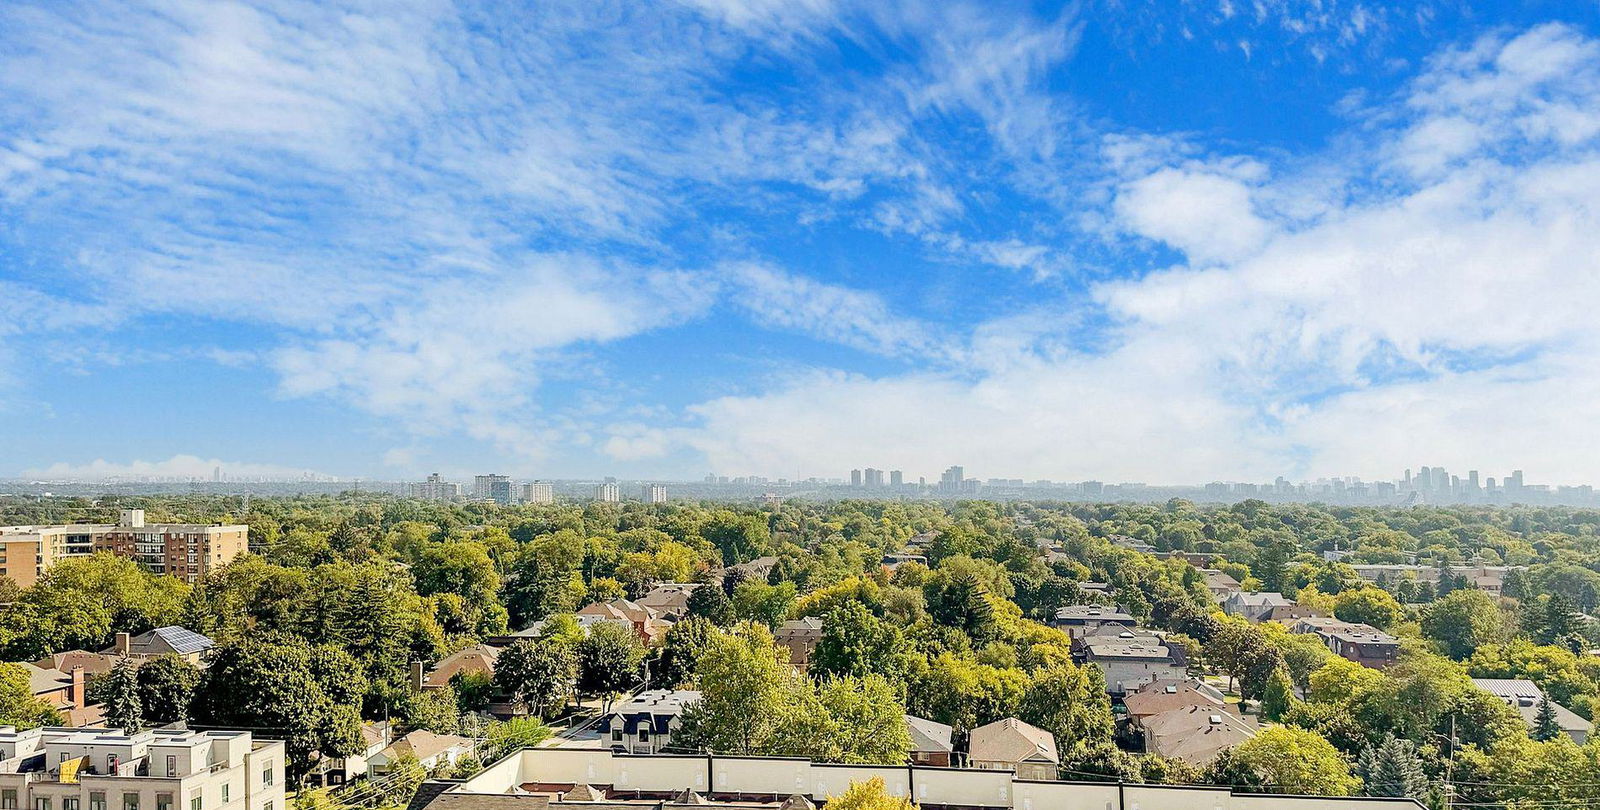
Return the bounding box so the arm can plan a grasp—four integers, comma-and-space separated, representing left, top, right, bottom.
1445, 713, 1456, 810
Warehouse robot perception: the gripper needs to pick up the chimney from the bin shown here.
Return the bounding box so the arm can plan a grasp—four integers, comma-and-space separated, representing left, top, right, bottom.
114, 632, 131, 656
68, 666, 85, 707
411, 661, 425, 693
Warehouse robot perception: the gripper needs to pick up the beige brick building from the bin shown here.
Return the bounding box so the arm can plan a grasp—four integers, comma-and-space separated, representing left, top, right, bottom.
0, 510, 247, 587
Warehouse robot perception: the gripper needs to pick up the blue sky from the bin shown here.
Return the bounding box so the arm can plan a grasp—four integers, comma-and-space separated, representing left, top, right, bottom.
5, 0, 1600, 485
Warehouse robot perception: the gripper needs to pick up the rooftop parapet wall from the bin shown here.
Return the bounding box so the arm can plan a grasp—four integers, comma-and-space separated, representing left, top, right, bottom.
438, 749, 1425, 810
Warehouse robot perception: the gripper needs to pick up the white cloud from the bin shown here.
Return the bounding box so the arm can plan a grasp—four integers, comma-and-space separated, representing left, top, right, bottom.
24, 455, 335, 481
679, 24, 1600, 484
272, 258, 715, 458
1113, 164, 1273, 264
722, 262, 943, 359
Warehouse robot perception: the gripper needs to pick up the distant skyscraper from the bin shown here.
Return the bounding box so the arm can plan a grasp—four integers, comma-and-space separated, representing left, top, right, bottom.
474, 474, 510, 500
850, 469, 862, 487
645, 483, 667, 503
864, 468, 884, 488
890, 470, 903, 487
414, 473, 460, 501
522, 481, 554, 504
595, 481, 620, 502
939, 465, 965, 494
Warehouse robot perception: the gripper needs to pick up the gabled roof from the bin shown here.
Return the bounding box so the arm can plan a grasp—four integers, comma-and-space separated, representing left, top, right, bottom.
20, 662, 71, 695
1123, 680, 1227, 719
968, 717, 1058, 765
384, 730, 471, 762
425, 645, 502, 688
904, 715, 954, 754
104, 626, 214, 656
1140, 705, 1256, 763
1472, 679, 1594, 734
32, 650, 118, 677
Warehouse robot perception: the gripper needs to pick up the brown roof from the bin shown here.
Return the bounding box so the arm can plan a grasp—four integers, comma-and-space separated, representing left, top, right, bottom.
1139, 705, 1255, 764
1123, 681, 1227, 720
32, 650, 118, 677
968, 717, 1058, 765
386, 730, 471, 762
425, 645, 502, 689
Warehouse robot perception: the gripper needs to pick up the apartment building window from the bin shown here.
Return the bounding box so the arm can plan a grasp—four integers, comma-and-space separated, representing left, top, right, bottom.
64, 799, 79, 810
166, 755, 177, 777
123, 793, 139, 810
611, 729, 622, 743
189, 796, 200, 810
37, 798, 52, 810
220, 786, 229, 805
156, 796, 171, 810
89, 793, 106, 810
262, 763, 273, 787
107, 754, 120, 773
2, 790, 16, 810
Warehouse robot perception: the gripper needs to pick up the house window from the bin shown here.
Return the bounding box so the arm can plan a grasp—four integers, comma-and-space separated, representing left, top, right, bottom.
123, 793, 140, 810
611, 729, 622, 743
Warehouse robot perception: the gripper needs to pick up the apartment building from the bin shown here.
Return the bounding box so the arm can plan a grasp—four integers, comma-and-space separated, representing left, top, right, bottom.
0, 511, 247, 587
0, 727, 284, 810
521, 482, 554, 505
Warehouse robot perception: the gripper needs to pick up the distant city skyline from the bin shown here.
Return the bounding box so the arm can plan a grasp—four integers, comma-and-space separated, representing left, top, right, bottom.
11, 462, 1600, 508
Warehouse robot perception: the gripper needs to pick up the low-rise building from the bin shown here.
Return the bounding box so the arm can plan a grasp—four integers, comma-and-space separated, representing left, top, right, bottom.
1050, 606, 1136, 639
101, 628, 214, 666
0, 726, 283, 810
1136, 705, 1256, 765
636, 584, 702, 619
903, 716, 953, 767
310, 722, 391, 787
420, 645, 501, 691
1200, 569, 1243, 602
1291, 619, 1401, 669
600, 690, 700, 755
967, 718, 1057, 781
774, 618, 824, 669
1473, 679, 1593, 743
576, 600, 672, 644
14, 664, 100, 727
1222, 592, 1300, 623
1081, 635, 1188, 695
368, 730, 472, 775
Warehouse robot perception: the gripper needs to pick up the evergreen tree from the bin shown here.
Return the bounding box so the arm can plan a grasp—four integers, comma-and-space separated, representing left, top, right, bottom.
688, 584, 735, 626
1532, 696, 1561, 742
1542, 593, 1584, 649
1260, 666, 1296, 722
1357, 734, 1429, 800
98, 658, 143, 733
